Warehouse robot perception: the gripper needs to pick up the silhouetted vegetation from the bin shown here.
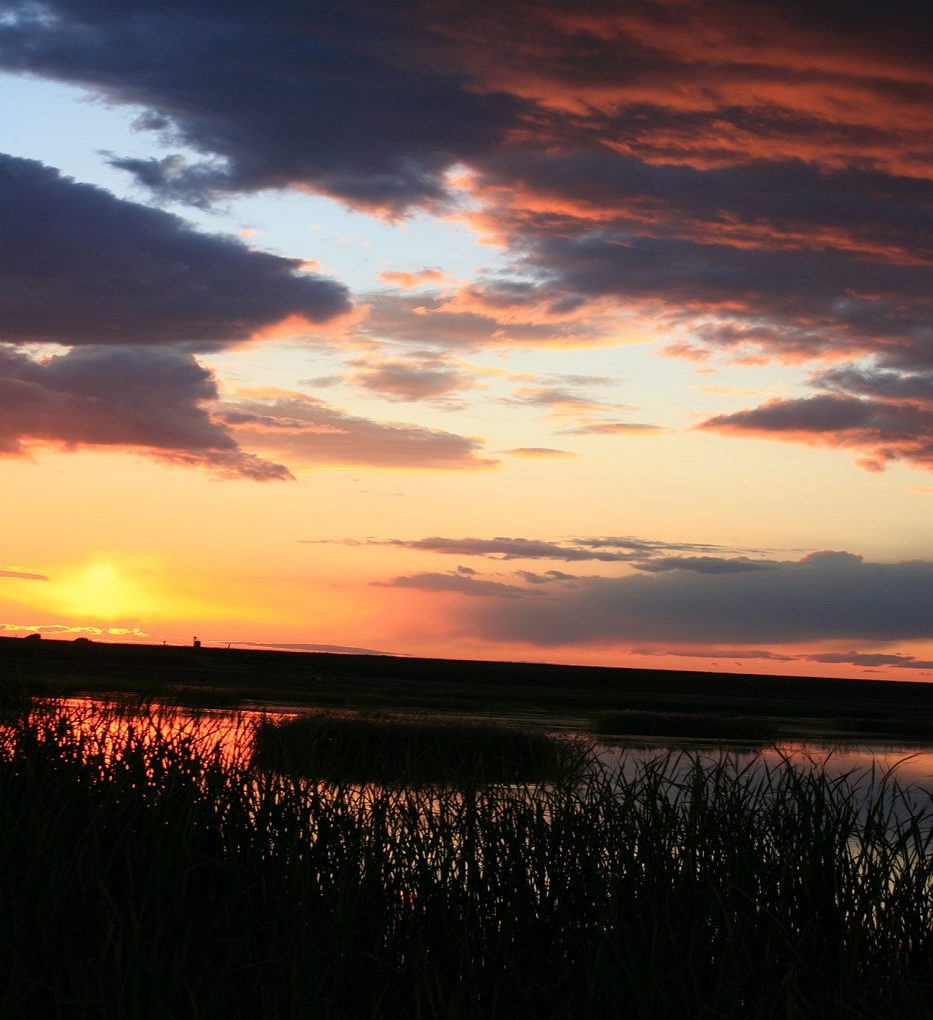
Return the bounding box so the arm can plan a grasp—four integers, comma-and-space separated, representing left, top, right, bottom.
1, 701, 931, 1019
593, 709, 779, 742
253, 712, 584, 784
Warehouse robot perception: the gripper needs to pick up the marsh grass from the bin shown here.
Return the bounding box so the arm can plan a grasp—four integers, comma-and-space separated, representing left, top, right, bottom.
252, 711, 584, 784
1, 701, 931, 1019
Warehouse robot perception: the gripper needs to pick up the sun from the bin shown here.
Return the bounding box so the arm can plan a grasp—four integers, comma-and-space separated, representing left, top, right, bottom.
54, 560, 160, 621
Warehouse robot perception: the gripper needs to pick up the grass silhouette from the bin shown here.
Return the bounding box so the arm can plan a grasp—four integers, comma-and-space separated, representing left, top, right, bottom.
252, 711, 584, 784
1, 699, 931, 1018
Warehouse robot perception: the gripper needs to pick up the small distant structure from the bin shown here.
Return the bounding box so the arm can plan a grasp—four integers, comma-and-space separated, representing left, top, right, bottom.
193, 636, 201, 649
23, 632, 42, 642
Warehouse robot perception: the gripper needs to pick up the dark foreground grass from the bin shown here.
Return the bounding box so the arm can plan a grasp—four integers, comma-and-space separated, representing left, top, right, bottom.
253, 712, 583, 784
1, 702, 931, 1019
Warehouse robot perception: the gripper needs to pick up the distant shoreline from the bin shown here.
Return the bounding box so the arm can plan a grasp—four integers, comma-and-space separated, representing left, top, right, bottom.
3, 635, 933, 746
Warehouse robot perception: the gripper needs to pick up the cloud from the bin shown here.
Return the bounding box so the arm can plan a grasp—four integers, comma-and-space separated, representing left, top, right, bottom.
221, 391, 496, 469
375, 572, 534, 598
0, 1, 521, 213
462, 552, 933, 646
515, 569, 579, 584
559, 421, 663, 436
816, 365, 933, 404
0, 154, 350, 349
504, 447, 576, 458
378, 268, 450, 289
356, 291, 615, 351
231, 640, 396, 655
505, 383, 628, 421
358, 536, 645, 562
0, 345, 290, 479
5, 0, 933, 470
324, 533, 766, 564
632, 556, 778, 574
501, 379, 665, 435
299, 375, 345, 389
633, 647, 795, 662
348, 354, 476, 402
701, 392, 933, 472
0, 623, 148, 638
0, 568, 48, 581
6, 0, 932, 213
805, 651, 933, 670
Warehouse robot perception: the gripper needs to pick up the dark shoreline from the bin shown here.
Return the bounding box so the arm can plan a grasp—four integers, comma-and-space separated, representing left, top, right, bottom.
3, 636, 932, 744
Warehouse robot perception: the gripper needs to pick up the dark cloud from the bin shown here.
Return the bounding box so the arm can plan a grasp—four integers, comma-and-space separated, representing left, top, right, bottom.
573, 536, 731, 553
362, 536, 645, 562
806, 651, 933, 670
515, 569, 579, 584
476, 152, 933, 264
462, 553, 933, 646
327, 533, 764, 563
702, 393, 933, 471
480, 231, 933, 361
5, 0, 933, 471
0, 1, 520, 213
6, 0, 932, 214
632, 556, 778, 575
0, 345, 290, 479
374, 572, 534, 598
798, 550, 863, 568
0, 154, 350, 349
220, 392, 496, 470
815, 365, 933, 404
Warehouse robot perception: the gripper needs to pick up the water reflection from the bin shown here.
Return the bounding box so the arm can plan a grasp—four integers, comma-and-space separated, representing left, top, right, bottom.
595, 740, 933, 791
7, 696, 260, 769
6, 696, 929, 813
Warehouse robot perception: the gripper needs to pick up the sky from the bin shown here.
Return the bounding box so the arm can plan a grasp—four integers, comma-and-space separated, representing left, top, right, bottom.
1, 0, 932, 680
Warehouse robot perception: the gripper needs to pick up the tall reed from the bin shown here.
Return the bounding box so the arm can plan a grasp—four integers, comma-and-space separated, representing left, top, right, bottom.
0, 701, 930, 1019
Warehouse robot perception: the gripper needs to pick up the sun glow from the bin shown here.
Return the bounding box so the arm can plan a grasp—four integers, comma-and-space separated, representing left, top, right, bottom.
53, 561, 157, 620
1, 555, 256, 627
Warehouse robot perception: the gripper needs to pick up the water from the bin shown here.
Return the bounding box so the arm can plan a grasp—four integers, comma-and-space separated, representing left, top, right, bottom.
15, 696, 933, 799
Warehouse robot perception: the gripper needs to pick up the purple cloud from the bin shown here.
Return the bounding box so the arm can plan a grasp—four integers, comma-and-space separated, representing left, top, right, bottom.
0, 345, 290, 479
0, 154, 350, 349
374, 572, 535, 598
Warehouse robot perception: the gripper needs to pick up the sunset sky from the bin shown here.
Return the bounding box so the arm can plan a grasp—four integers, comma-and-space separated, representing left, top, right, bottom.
1, 0, 932, 680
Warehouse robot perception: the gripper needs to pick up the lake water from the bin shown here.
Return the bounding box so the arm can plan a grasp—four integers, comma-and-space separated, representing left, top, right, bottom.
17, 696, 933, 798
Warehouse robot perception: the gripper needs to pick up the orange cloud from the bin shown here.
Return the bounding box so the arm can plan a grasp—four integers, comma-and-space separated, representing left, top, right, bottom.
378, 268, 450, 289
504, 447, 576, 458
